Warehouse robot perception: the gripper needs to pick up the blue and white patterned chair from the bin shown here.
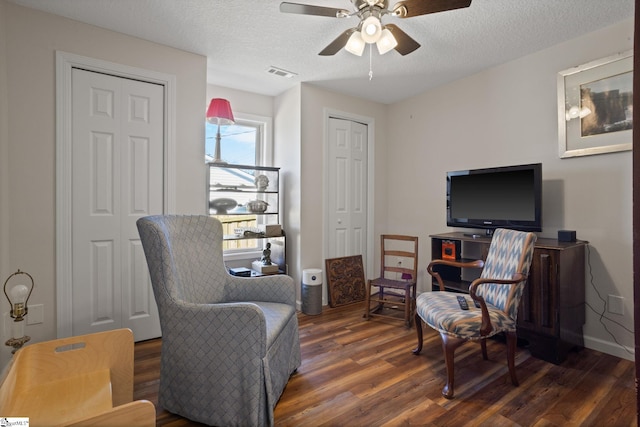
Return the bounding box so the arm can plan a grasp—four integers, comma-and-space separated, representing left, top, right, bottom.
413, 228, 537, 399
137, 215, 301, 426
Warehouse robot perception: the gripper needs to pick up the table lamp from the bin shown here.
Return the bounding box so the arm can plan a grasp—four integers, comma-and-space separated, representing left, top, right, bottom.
3, 269, 34, 353
206, 98, 235, 164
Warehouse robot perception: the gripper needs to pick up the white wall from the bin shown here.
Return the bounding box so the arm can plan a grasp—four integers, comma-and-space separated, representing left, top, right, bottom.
275, 85, 302, 293
0, 1, 206, 367
207, 84, 274, 121
298, 84, 389, 305
387, 18, 635, 360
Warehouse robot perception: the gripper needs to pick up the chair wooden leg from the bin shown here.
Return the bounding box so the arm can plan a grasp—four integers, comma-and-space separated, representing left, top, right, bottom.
481, 338, 488, 360
404, 287, 411, 328
363, 280, 371, 319
404, 284, 416, 329
506, 331, 519, 386
440, 333, 465, 399
377, 286, 385, 312
412, 314, 423, 355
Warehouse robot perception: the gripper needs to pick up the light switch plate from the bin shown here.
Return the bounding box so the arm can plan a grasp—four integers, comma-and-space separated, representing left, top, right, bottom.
27, 304, 44, 325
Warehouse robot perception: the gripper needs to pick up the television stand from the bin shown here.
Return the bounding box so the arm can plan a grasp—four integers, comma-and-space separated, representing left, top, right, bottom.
430, 232, 588, 364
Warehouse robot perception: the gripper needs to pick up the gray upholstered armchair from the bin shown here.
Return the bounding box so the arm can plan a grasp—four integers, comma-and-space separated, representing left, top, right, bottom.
136, 215, 301, 427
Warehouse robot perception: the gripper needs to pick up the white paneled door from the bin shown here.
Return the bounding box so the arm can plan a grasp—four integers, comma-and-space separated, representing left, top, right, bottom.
327, 117, 368, 258
71, 68, 162, 340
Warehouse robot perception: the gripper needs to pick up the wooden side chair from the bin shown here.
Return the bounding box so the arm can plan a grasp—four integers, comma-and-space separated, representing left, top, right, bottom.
364, 234, 419, 327
413, 228, 537, 399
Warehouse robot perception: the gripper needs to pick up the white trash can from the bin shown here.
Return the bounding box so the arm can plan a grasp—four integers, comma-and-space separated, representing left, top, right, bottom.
302, 268, 323, 315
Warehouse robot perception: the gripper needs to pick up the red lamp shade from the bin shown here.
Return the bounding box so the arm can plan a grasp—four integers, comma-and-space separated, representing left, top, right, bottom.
401, 272, 412, 281
206, 98, 235, 125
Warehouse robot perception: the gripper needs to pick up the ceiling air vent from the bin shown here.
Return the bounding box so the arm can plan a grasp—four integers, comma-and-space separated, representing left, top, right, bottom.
266, 66, 297, 78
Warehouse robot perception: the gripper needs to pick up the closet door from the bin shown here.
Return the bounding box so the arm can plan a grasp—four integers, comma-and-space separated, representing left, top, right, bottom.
327, 117, 368, 259
71, 68, 163, 340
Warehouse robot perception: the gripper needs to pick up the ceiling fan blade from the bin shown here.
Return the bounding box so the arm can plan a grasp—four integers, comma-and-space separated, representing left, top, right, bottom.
319, 28, 357, 56
385, 24, 420, 55
392, 0, 472, 18
280, 2, 350, 18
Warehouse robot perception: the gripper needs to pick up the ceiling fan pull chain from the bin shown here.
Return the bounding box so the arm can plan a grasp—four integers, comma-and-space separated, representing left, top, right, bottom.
369, 44, 373, 81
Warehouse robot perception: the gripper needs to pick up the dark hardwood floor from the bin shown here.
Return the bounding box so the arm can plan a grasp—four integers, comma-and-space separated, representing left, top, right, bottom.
134, 304, 636, 426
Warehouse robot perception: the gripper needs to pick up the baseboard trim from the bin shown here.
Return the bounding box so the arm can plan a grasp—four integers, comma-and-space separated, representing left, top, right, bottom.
583, 334, 634, 361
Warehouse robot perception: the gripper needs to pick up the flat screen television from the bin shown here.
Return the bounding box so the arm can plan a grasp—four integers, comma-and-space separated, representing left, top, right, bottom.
447, 163, 542, 234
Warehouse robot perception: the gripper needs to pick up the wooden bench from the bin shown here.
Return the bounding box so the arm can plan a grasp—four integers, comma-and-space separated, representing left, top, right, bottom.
0, 328, 155, 426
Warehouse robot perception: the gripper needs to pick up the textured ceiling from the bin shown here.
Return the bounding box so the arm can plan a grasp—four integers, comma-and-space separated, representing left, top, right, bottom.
8, 0, 635, 104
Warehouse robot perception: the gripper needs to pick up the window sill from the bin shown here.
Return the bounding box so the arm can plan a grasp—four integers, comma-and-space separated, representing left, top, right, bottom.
223, 250, 262, 262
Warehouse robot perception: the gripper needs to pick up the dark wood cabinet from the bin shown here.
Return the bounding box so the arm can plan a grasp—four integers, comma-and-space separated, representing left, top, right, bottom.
430, 232, 587, 364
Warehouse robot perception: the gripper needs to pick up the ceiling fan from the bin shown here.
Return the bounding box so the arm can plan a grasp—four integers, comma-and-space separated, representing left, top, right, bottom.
280, 0, 472, 57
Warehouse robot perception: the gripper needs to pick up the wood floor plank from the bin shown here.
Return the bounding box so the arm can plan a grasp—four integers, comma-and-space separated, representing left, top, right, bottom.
134, 303, 637, 426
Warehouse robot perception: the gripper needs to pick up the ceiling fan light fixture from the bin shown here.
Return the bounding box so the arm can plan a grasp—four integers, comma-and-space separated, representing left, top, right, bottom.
360, 15, 382, 43
376, 28, 397, 54
345, 30, 365, 56
281, 0, 471, 58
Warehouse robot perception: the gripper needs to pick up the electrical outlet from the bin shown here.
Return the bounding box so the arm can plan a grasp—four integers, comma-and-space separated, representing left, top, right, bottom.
27, 304, 44, 325
608, 295, 624, 315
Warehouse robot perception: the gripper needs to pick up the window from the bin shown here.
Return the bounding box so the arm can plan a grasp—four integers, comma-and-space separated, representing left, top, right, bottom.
206, 121, 259, 165
205, 113, 271, 166
206, 113, 272, 257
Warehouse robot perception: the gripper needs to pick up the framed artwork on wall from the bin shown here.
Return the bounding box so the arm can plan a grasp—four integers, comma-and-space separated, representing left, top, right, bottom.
557, 50, 633, 158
